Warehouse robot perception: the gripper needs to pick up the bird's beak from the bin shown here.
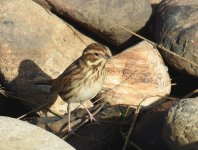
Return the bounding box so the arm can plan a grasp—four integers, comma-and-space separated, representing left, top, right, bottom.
104, 54, 111, 59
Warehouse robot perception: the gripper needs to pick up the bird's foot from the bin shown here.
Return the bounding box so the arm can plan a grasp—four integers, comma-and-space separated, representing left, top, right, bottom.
89, 114, 99, 125
68, 127, 75, 135
81, 102, 100, 125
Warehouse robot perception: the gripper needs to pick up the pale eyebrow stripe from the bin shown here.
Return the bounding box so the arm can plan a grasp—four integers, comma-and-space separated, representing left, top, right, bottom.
85, 49, 105, 55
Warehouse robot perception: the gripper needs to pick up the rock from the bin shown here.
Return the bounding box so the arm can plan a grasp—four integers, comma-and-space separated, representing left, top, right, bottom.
153, 0, 198, 77
149, 0, 162, 4
103, 41, 171, 107
163, 97, 198, 150
148, 0, 163, 9
66, 116, 123, 150
31, 103, 127, 136
34, 0, 152, 46
131, 100, 176, 149
0, 116, 75, 150
0, 0, 94, 116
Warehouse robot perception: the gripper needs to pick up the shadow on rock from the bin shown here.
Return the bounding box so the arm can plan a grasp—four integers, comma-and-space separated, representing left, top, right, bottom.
8, 59, 57, 115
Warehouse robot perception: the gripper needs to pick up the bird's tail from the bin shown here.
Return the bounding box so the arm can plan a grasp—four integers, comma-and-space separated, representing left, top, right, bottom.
34, 79, 53, 85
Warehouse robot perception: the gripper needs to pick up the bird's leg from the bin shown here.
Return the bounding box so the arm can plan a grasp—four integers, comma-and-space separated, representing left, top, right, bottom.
81, 102, 98, 123
67, 102, 74, 134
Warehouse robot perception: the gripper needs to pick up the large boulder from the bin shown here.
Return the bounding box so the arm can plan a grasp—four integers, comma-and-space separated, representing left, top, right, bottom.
0, 116, 75, 150
103, 41, 171, 107
153, 0, 198, 77
163, 97, 198, 150
34, 0, 152, 45
131, 100, 176, 149
0, 0, 94, 116
148, 0, 163, 9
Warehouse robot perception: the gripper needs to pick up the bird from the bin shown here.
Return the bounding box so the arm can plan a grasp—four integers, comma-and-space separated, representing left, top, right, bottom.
36, 43, 112, 132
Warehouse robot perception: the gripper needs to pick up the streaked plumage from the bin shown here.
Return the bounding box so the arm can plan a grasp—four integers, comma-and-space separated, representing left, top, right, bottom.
49, 43, 111, 132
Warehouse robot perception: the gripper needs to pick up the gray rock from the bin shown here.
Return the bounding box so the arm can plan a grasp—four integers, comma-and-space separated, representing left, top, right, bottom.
0, 116, 75, 150
0, 0, 95, 115
34, 0, 152, 45
153, 0, 198, 77
163, 97, 198, 150
131, 100, 176, 149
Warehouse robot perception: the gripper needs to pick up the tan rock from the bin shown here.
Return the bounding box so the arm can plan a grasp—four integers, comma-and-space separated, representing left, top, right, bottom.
0, 0, 94, 116
103, 41, 171, 107
148, 0, 163, 5
148, 0, 163, 9
0, 116, 75, 150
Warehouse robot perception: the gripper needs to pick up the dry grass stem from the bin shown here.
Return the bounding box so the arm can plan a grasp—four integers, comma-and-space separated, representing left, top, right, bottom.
93, 70, 137, 104
17, 102, 49, 119
182, 89, 198, 99
120, 127, 142, 150
66, 24, 88, 46
122, 98, 147, 150
128, 140, 142, 150
0, 86, 55, 119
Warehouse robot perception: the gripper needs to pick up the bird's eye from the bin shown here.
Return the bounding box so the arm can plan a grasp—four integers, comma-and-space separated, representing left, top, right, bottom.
94, 53, 99, 57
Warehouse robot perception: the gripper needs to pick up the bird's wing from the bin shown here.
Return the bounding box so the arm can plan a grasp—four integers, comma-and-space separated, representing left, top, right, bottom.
50, 58, 82, 93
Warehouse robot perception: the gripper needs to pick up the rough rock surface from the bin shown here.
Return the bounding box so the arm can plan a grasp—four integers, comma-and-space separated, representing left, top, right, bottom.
0, 0, 94, 116
0, 116, 75, 150
103, 41, 171, 107
149, 0, 162, 4
148, 0, 163, 9
163, 97, 198, 150
153, 0, 198, 77
34, 0, 152, 45
131, 100, 176, 150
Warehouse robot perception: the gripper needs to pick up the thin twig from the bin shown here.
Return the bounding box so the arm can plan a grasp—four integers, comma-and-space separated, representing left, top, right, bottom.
120, 131, 142, 150
0, 85, 64, 119
93, 70, 137, 104
5, 93, 39, 105
17, 101, 50, 119
182, 89, 198, 99
66, 24, 88, 46
123, 106, 130, 120
122, 98, 147, 150
128, 141, 142, 150
0, 86, 42, 106
156, 95, 178, 101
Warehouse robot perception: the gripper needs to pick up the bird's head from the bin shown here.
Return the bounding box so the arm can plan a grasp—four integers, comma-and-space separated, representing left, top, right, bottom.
82, 43, 112, 67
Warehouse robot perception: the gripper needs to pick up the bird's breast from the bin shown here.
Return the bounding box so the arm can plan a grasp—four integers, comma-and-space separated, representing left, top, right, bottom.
68, 69, 105, 103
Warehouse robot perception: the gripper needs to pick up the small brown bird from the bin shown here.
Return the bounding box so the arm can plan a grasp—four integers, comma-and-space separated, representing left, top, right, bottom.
37, 43, 112, 132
